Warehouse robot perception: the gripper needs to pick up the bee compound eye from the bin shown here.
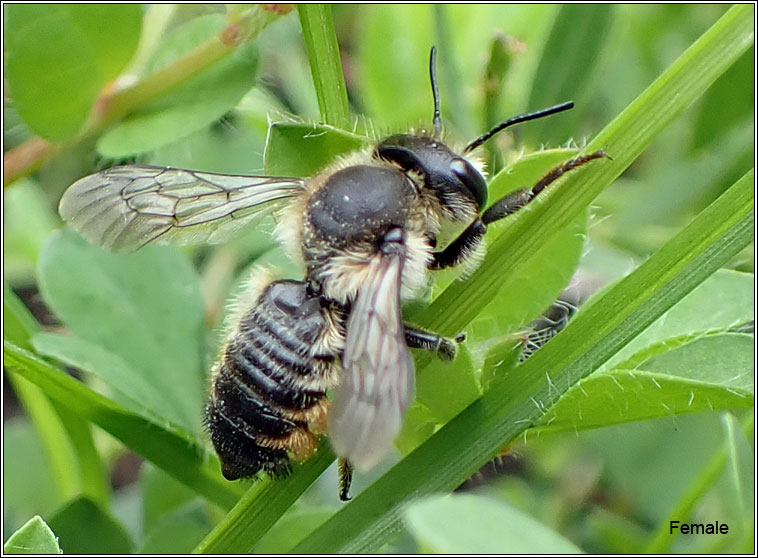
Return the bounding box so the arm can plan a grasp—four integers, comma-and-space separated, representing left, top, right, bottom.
450, 158, 487, 210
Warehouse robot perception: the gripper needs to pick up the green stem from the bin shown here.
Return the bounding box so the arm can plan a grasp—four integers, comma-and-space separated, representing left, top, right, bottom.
298, 5, 350, 129
53, 402, 110, 507
192, 446, 334, 554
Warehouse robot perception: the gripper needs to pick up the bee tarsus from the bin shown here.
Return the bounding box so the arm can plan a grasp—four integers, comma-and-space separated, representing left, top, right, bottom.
338, 457, 354, 501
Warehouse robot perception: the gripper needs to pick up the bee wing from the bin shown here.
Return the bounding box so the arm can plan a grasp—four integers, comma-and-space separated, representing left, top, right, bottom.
59, 165, 306, 252
328, 249, 414, 471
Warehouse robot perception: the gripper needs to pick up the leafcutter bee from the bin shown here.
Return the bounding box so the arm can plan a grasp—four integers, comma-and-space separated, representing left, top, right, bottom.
59, 47, 606, 500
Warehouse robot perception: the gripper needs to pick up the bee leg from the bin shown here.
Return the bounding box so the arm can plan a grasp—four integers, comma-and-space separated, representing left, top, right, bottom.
404, 324, 464, 361
430, 151, 608, 270
481, 150, 608, 225
338, 457, 354, 501
429, 218, 487, 270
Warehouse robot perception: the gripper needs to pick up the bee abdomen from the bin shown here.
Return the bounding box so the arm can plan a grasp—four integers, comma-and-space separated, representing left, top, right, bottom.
206, 279, 331, 481
206, 399, 292, 480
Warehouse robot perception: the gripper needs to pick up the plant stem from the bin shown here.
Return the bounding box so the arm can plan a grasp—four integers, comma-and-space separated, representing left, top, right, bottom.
3, 137, 58, 187
192, 446, 334, 554
298, 5, 351, 129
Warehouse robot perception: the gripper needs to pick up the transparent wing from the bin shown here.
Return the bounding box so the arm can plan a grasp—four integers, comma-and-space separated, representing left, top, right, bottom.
59, 165, 306, 252
328, 249, 414, 471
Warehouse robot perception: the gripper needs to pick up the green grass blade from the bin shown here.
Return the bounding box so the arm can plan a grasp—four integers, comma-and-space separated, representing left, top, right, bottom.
524, 4, 616, 145
192, 447, 334, 554
298, 5, 350, 129
3, 341, 244, 509
291, 167, 753, 553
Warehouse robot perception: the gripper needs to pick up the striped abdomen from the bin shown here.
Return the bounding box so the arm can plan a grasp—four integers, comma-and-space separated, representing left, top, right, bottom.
206, 279, 335, 480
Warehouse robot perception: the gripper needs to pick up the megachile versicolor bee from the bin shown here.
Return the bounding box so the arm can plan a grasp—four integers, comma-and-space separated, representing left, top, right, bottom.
59, 47, 606, 500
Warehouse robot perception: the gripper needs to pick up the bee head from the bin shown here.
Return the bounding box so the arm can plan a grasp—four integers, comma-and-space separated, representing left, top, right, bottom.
372, 47, 576, 223
375, 135, 487, 221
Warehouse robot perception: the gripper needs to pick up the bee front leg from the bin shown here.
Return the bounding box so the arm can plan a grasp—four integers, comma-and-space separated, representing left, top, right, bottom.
428, 218, 487, 270
405, 324, 465, 361
481, 150, 608, 225
429, 151, 608, 271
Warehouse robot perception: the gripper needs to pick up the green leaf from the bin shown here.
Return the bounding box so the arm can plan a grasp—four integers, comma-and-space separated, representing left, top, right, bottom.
32, 332, 170, 420
606, 269, 754, 370
263, 122, 367, 176
415, 342, 480, 425
3, 341, 243, 510
531, 368, 752, 437
524, 4, 616, 145
97, 15, 259, 157
47, 497, 133, 554
145, 95, 269, 174
530, 332, 754, 435
4, 5, 142, 141
404, 493, 583, 553
3, 282, 41, 351
642, 333, 754, 391
38, 230, 206, 435
4, 516, 62, 555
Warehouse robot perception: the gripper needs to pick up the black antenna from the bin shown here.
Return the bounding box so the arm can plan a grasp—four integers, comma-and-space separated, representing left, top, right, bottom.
430, 46, 442, 137
463, 101, 574, 154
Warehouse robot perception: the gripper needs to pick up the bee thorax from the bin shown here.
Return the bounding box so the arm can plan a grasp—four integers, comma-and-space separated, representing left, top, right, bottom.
306, 165, 415, 246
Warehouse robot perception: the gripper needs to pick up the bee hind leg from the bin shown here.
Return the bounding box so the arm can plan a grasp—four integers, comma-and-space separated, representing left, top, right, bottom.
404, 324, 464, 361
338, 457, 354, 501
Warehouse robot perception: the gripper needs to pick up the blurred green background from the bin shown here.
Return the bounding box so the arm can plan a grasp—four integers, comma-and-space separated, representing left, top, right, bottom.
3, 4, 753, 554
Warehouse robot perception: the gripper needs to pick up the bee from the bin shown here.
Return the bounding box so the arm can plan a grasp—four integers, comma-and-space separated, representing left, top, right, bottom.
58, 47, 606, 500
